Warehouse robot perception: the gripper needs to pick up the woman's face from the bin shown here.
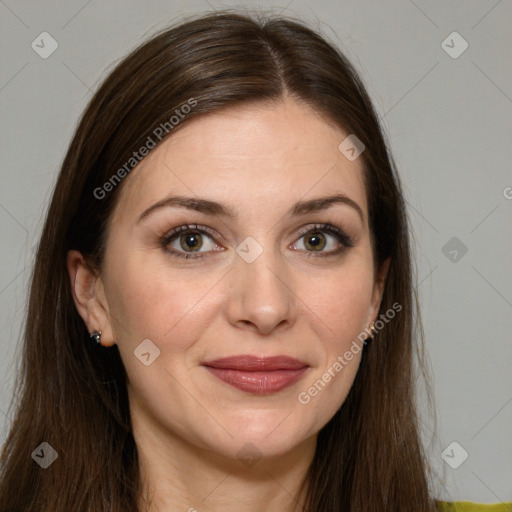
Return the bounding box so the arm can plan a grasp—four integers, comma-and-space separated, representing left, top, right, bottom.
74, 97, 388, 461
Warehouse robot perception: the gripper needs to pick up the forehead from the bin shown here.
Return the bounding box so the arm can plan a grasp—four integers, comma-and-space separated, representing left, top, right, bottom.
112, 98, 367, 223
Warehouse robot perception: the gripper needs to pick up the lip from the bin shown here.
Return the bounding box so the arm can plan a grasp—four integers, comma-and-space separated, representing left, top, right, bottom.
203, 355, 308, 371
202, 355, 310, 395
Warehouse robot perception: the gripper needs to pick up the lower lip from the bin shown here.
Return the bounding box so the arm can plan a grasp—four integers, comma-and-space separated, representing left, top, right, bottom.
203, 366, 309, 394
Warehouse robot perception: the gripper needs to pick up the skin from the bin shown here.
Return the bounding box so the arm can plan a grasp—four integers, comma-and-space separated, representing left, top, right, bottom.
67, 96, 390, 512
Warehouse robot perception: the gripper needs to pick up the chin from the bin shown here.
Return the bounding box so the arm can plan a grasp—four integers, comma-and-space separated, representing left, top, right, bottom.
215, 414, 313, 457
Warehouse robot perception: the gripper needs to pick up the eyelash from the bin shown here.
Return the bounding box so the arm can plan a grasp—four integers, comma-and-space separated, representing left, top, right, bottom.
159, 223, 354, 260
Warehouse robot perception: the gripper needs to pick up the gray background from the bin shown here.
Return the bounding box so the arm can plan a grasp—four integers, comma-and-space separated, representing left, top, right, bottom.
1, 0, 511, 504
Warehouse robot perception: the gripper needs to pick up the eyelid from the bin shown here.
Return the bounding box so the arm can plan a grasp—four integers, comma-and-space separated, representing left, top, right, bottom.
160, 224, 220, 260
295, 223, 354, 249
162, 223, 218, 240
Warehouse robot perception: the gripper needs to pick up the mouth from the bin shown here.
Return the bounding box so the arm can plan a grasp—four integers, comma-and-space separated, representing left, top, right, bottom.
201, 355, 310, 395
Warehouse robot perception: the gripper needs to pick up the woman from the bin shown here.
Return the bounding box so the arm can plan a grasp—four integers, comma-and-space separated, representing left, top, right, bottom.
0, 11, 509, 512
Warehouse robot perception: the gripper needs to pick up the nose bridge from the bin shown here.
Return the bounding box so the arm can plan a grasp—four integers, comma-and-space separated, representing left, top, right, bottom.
226, 235, 295, 334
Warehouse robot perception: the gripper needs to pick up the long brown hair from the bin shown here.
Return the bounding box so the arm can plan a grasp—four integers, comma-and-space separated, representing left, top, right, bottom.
0, 11, 439, 511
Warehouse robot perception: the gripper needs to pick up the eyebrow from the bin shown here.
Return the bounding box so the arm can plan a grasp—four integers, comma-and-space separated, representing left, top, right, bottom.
137, 193, 365, 224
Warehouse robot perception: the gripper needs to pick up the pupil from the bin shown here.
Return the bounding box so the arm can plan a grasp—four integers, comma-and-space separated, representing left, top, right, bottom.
183, 233, 201, 250
309, 235, 321, 246
306, 232, 325, 251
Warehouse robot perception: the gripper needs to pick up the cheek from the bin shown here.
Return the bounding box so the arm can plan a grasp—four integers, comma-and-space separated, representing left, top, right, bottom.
104, 251, 221, 352
295, 264, 372, 421
303, 258, 375, 348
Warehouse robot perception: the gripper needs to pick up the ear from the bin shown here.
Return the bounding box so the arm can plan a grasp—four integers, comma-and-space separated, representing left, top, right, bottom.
367, 257, 391, 327
66, 250, 116, 346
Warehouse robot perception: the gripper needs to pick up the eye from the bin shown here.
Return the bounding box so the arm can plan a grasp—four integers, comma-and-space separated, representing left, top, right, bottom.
161, 224, 222, 260
291, 223, 354, 257
160, 222, 354, 261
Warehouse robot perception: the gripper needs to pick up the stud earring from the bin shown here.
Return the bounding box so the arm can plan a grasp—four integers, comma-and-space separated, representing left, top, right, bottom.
90, 330, 102, 345
363, 322, 376, 345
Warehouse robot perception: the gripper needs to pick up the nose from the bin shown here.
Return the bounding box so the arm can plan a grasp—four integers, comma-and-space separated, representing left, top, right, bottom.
224, 243, 297, 336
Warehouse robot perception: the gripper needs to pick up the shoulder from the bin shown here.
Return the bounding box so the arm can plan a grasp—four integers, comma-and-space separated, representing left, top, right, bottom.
437, 501, 512, 511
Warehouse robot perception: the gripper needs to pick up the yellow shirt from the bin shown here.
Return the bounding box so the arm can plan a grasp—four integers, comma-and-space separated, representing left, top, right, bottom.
437, 501, 512, 511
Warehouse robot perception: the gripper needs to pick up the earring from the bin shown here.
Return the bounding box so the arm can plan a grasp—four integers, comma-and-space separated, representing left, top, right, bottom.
90, 330, 102, 345
363, 322, 376, 345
